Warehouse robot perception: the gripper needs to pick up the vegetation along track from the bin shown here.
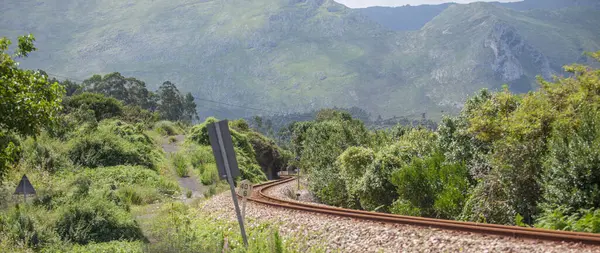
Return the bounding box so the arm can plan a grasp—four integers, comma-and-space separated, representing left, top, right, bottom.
241, 176, 600, 245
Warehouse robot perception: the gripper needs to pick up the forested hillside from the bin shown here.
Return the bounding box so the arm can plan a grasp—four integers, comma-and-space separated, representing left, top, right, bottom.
287, 52, 600, 230
1, 0, 599, 120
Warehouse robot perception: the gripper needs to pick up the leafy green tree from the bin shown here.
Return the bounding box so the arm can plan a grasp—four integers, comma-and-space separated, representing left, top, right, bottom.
0, 34, 65, 137
83, 72, 157, 110
157, 81, 184, 121
336, 146, 375, 206
1, 34, 65, 180
391, 153, 469, 219
63, 93, 124, 122
182, 92, 199, 123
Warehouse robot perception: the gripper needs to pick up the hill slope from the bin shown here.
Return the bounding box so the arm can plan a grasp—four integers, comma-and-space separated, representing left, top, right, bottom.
357, 0, 600, 31
1, 0, 599, 119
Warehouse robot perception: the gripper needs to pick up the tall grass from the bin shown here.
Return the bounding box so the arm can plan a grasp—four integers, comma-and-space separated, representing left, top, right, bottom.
200, 163, 218, 185
146, 202, 326, 253
172, 153, 189, 178
154, 121, 181, 136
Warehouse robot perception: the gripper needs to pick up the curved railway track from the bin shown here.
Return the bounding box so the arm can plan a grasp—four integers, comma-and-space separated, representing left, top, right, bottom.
241, 176, 600, 246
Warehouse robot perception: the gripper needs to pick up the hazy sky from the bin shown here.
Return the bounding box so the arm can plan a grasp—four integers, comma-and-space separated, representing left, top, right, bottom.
333, 0, 522, 8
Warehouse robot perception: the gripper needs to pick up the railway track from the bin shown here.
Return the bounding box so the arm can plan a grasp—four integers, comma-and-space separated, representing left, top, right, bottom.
242, 176, 600, 246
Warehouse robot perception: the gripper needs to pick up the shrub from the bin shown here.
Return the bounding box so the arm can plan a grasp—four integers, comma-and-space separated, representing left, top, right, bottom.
336, 146, 374, 200
116, 187, 144, 205
173, 152, 189, 177
154, 121, 180, 136
187, 145, 215, 171
542, 106, 600, 211
204, 185, 217, 198
55, 198, 145, 244
122, 105, 158, 126
309, 166, 349, 207
21, 135, 71, 172
68, 130, 155, 169
391, 153, 469, 219
0, 132, 21, 181
200, 163, 218, 185
103, 120, 153, 146
247, 131, 288, 179
229, 119, 250, 132
188, 118, 268, 183
76, 166, 180, 197
0, 206, 48, 249
536, 207, 600, 233
63, 93, 123, 121
357, 148, 400, 212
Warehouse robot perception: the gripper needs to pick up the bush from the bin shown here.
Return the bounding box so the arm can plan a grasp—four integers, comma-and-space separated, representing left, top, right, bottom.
122, 105, 158, 126
336, 147, 374, 201
309, 166, 350, 207
0, 206, 57, 249
172, 152, 189, 177
63, 93, 123, 121
200, 163, 218, 185
154, 121, 180, 136
542, 106, 600, 211
76, 166, 179, 197
68, 130, 155, 169
391, 153, 469, 219
204, 185, 217, 198
0, 132, 21, 181
357, 147, 400, 212
187, 144, 214, 171
536, 207, 600, 233
55, 198, 146, 244
21, 135, 71, 172
188, 118, 268, 183
247, 131, 288, 179
229, 119, 250, 132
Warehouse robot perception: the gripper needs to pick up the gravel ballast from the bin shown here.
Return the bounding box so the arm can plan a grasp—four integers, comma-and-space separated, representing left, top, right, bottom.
199, 179, 600, 253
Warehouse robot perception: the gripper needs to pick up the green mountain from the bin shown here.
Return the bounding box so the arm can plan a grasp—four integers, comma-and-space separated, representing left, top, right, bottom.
358, 0, 600, 32
1, 0, 599, 120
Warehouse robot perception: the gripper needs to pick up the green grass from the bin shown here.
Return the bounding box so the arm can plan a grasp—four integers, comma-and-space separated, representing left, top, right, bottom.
200, 163, 218, 185
143, 201, 327, 253
172, 152, 189, 178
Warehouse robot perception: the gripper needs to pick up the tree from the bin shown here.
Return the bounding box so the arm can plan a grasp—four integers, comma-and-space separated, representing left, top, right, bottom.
63, 93, 123, 121
157, 81, 184, 121
83, 72, 157, 110
0, 34, 65, 136
0, 34, 65, 180
182, 92, 199, 123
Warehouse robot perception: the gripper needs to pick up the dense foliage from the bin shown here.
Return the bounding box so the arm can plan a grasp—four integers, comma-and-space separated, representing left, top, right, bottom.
0, 35, 295, 252
291, 52, 600, 231
0, 35, 65, 180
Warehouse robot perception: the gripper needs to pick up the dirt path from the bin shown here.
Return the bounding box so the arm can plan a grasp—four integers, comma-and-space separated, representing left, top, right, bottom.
160, 134, 208, 202
135, 134, 208, 243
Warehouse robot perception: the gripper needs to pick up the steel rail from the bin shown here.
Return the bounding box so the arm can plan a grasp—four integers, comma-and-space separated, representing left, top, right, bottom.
240, 176, 600, 245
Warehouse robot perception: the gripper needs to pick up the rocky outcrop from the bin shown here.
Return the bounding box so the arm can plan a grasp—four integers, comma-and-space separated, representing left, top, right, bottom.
484, 22, 553, 82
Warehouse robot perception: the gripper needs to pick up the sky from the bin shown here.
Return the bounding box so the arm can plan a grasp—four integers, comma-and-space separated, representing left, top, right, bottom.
333, 0, 522, 8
